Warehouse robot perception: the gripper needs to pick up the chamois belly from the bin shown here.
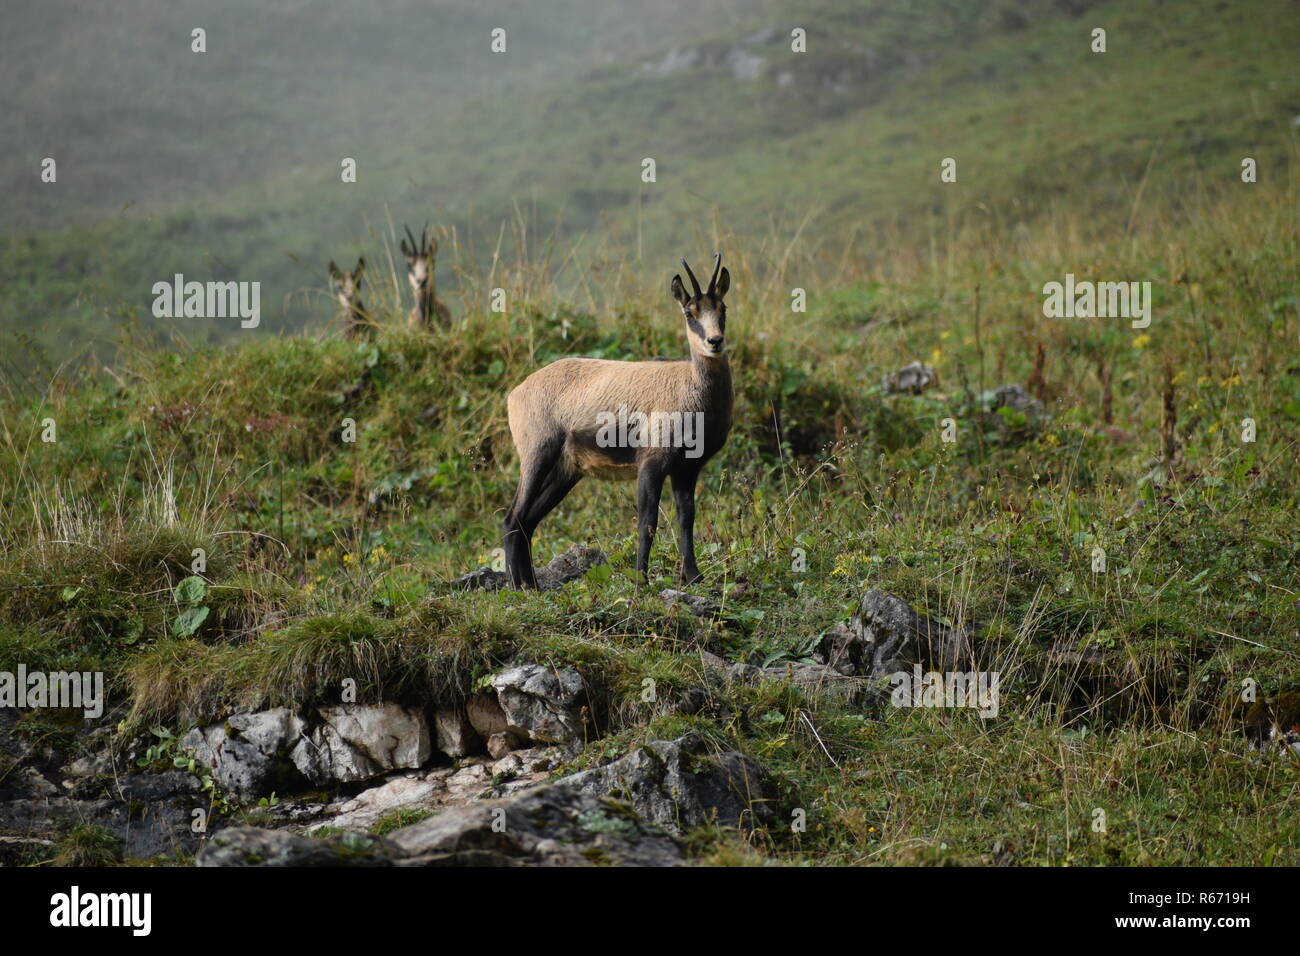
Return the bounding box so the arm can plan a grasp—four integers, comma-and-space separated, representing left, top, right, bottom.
564, 429, 639, 481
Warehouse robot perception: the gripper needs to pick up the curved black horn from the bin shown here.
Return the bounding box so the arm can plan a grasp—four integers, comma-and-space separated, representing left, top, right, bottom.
421, 223, 429, 252
403, 224, 417, 251
707, 252, 722, 295
681, 257, 702, 297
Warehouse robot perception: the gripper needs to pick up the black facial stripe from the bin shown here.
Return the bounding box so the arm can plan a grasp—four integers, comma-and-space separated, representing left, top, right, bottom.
686, 315, 705, 337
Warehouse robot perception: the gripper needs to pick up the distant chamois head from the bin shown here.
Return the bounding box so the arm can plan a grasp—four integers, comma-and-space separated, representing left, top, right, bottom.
671, 253, 731, 360
328, 257, 365, 310
400, 223, 450, 328
328, 257, 371, 340
400, 223, 435, 295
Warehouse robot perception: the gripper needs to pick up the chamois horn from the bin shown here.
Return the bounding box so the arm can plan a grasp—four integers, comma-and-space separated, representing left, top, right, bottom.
681, 257, 702, 297
707, 252, 722, 295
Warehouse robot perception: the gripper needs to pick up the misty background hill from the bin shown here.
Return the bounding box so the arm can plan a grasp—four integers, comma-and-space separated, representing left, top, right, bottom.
2, 0, 1297, 367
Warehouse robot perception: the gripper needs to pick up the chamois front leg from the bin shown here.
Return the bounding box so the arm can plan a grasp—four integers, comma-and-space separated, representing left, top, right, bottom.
635, 460, 668, 582
671, 466, 703, 584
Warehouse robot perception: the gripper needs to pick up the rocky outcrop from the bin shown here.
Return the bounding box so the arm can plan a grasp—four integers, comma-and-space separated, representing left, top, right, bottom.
388, 786, 683, 866
291, 703, 431, 785
491, 665, 588, 745
302, 748, 560, 833
180, 707, 306, 801
551, 732, 775, 834
202, 782, 684, 867
197, 827, 396, 867
180, 703, 432, 797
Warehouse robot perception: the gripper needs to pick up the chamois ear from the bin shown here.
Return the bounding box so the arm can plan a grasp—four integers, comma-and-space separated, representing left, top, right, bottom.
671, 274, 690, 307
714, 267, 730, 300
328, 260, 341, 280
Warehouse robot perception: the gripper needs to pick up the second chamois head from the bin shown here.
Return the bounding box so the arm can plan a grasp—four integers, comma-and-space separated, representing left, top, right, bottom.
328, 257, 371, 340
400, 224, 451, 329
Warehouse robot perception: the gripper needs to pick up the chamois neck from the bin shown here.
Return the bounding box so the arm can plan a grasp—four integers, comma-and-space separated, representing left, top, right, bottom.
690, 351, 731, 388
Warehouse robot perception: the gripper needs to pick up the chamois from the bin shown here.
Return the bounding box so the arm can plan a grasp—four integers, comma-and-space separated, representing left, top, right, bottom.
400, 224, 452, 329
503, 253, 732, 589
328, 257, 372, 340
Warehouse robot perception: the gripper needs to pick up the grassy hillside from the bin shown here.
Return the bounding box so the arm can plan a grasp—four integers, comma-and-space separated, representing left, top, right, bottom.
3, 0, 1297, 367
2, 160, 1297, 862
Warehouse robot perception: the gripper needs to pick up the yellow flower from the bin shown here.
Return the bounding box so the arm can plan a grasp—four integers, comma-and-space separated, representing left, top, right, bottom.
1208, 423, 1219, 434
342, 552, 354, 565
1131, 334, 1151, 350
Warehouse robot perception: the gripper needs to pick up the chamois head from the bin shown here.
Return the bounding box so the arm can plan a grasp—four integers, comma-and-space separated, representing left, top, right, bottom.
400, 224, 436, 299
328, 257, 365, 310
671, 253, 731, 360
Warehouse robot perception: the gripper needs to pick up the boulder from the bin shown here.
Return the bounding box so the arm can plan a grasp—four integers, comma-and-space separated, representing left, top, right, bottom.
987, 383, 1045, 417
491, 665, 588, 745
817, 589, 971, 678
660, 588, 723, 619
883, 361, 938, 395
180, 707, 306, 801
308, 774, 439, 833
197, 827, 395, 867
551, 732, 775, 834
388, 785, 682, 867
291, 704, 431, 785
486, 732, 522, 758
701, 652, 871, 706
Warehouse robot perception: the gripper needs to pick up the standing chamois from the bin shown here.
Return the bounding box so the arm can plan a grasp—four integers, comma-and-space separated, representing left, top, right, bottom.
328, 257, 372, 340
400, 224, 452, 329
503, 253, 732, 589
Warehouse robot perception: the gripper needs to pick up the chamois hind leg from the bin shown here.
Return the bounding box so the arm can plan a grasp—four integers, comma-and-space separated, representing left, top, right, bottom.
520, 466, 581, 536
504, 438, 563, 589
635, 459, 669, 582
